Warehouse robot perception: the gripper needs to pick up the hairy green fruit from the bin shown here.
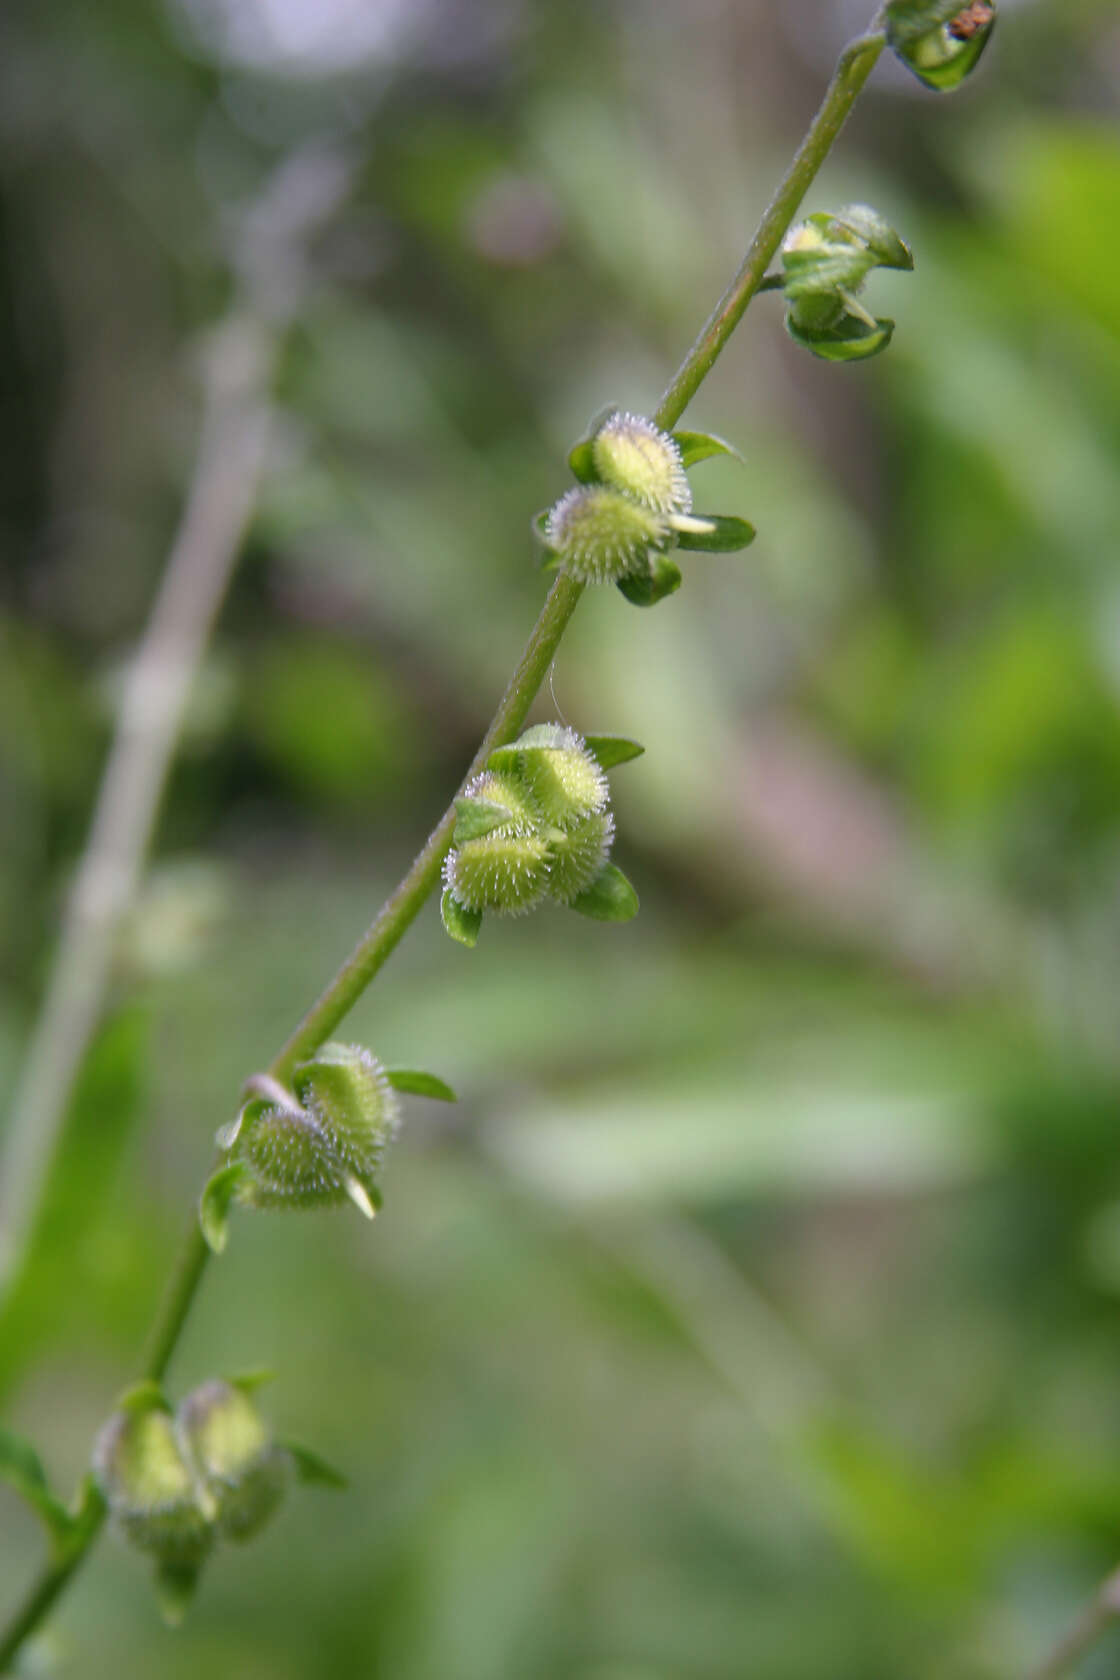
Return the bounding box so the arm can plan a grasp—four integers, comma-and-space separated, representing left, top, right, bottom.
444, 827, 552, 915
177, 1381, 288, 1543
546, 811, 615, 904
591, 412, 691, 514
544, 485, 667, 584
93, 1406, 213, 1570
506, 725, 609, 828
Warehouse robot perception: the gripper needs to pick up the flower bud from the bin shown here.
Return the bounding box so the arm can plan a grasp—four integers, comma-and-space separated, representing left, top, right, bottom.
545, 810, 615, 904
886, 0, 996, 91
591, 412, 691, 514
92, 1405, 213, 1570
544, 485, 667, 584
177, 1381, 288, 1543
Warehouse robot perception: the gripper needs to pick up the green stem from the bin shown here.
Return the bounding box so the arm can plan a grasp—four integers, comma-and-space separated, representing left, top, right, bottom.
653, 23, 886, 433
0, 16, 888, 1672
0, 1510, 106, 1678
268, 569, 586, 1083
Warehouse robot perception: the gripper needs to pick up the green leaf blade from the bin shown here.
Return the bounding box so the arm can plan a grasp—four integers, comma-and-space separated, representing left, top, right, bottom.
568, 863, 640, 922
385, 1070, 458, 1102
673, 514, 756, 553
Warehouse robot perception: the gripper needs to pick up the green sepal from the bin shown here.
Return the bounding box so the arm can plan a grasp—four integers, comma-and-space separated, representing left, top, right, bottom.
584, 735, 644, 770
786, 311, 895, 362
441, 889, 482, 947
199, 1162, 249, 1255
669, 430, 741, 469
567, 439, 597, 483
532, 511, 561, 571
453, 798, 515, 844
673, 514, 756, 553
0, 1427, 77, 1553
115, 1380, 171, 1415
568, 862, 640, 921
829, 206, 913, 271
155, 1561, 201, 1628
385, 1069, 457, 1101
617, 553, 682, 608
228, 1368, 277, 1395
567, 405, 618, 483
886, 0, 996, 90
283, 1441, 347, 1489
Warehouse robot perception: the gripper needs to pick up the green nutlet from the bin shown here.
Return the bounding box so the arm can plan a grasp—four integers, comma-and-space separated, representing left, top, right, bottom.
544, 485, 668, 584
92, 1405, 213, 1570
591, 412, 691, 514
177, 1381, 288, 1543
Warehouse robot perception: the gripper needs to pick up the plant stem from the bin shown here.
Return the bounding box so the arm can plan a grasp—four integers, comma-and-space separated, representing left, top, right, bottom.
654, 21, 887, 432
0, 16, 888, 1670
1027, 1567, 1120, 1680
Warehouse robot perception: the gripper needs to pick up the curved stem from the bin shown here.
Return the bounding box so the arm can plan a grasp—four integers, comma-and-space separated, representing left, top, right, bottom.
654, 23, 886, 432
0, 15, 887, 1671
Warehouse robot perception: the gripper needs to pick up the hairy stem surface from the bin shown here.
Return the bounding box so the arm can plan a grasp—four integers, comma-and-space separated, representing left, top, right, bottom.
0, 16, 887, 1669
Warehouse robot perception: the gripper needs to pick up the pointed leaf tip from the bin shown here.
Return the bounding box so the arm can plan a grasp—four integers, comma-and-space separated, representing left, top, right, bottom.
584, 735, 645, 770
441, 889, 482, 948
199, 1162, 248, 1254
569, 862, 640, 922
670, 429, 741, 469
673, 514, 756, 553
385, 1069, 457, 1102
284, 1441, 348, 1489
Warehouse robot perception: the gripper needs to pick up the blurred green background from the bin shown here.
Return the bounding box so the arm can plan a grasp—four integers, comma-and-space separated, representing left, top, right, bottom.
4, 0, 1120, 1673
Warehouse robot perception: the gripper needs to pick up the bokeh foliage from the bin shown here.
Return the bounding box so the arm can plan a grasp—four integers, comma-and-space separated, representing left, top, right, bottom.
4, 0, 1120, 1672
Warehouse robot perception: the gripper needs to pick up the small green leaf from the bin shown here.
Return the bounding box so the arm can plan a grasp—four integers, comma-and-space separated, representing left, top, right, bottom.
453, 797, 514, 844
673, 513, 756, 553
155, 1562, 201, 1627
441, 889, 482, 948
199, 1162, 248, 1255
115, 1380, 170, 1415
786, 311, 895, 362
566, 439, 597, 483
385, 1070, 458, 1102
283, 1441, 347, 1489
227, 1368, 277, 1395
830, 205, 914, 270
567, 405, 618, 483
584, 735, 645, 770
886, 1, 996, 91
568, 862, 640, 922
0, 1427, 76, 1552
670, 430, 741, 469
617, 554, 682, 608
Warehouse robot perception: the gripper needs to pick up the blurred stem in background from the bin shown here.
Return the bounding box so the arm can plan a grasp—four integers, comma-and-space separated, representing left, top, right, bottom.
0, 317, 273, 1294
1029, 1566, 1120, 1680
0, 16, 892, 1672
0, 148, 353, 1303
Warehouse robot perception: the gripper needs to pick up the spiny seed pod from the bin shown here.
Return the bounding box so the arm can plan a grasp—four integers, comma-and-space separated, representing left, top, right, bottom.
503, 725, 609, 828
293, 1043, 400, 1201
591, 412, 691, 514
235, 1100, 349, 1212
546, 811, 615, 904
456, 769, 542, 838
443, 828, 552, 915
234, 1045, 399, 1217
93, 1406, 213, 1569
545, 485, 667, 584
177, 1382, 288, 1543
886, 0, 996, 91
